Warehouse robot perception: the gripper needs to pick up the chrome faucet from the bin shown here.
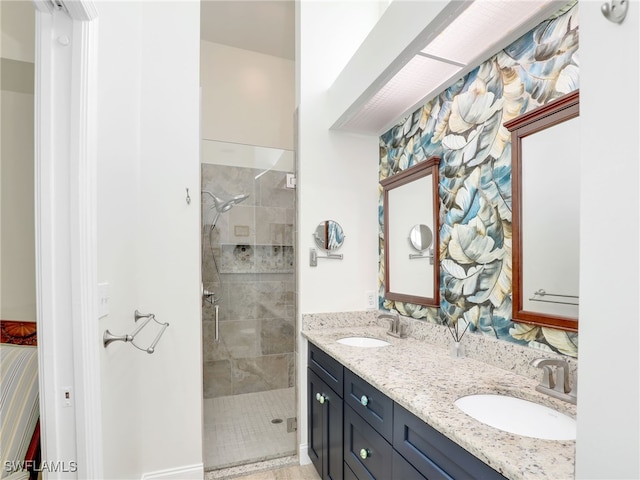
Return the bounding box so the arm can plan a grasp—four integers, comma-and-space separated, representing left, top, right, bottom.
379, 312, 406, 338
531, 358, 577, 404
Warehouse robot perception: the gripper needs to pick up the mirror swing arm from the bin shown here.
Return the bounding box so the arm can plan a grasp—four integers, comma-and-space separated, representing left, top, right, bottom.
310, 248, 343, 262
504, 90, 579, 332
310, 220, 345, 267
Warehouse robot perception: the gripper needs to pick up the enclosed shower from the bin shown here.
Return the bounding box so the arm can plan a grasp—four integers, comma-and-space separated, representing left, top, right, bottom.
201, 140, 296, 473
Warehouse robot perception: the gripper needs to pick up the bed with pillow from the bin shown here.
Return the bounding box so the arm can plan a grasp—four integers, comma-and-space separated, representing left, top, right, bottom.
0, 321, 40, 480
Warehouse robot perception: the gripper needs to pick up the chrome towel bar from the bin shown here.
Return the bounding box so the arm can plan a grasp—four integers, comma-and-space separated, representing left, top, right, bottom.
103, 310, 170, 354
529, 289, 579, 306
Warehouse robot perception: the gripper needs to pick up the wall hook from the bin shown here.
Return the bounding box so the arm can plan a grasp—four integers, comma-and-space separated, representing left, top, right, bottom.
185, 188, 191, 205
601, 0, 628, 24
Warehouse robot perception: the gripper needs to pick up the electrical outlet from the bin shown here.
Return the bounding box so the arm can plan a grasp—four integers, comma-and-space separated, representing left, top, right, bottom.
365, 290, 377, 310
61, 387, 72, 408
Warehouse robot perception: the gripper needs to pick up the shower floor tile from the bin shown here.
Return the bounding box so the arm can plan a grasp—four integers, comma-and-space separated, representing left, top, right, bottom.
204, 387, 296, 471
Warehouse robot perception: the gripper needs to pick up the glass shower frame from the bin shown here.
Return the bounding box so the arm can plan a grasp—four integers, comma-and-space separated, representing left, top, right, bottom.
200, 140, 296, 471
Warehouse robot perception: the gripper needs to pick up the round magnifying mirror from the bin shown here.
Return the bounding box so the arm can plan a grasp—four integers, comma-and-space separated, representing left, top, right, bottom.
409, 224, 433, 252
314, 220, 345, 251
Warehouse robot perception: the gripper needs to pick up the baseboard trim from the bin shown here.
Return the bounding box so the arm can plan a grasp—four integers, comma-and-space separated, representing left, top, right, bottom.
298, 443, 311, 465
141, 463, 203, 480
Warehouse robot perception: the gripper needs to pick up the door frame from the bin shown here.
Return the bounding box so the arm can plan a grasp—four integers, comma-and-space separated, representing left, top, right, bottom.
33, 0, 103, 477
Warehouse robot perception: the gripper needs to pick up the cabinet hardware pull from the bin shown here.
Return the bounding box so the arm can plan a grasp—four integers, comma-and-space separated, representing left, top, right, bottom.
316, 393, 326, 404
360, 395, 369, 407
359, 448, 370, 460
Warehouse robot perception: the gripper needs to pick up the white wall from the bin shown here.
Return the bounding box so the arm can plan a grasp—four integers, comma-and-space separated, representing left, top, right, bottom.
96, 2, 202, 478
296, 0, 384, 462
1, 0, 35, 62
200, 41, 294, 150
0, 1, 36, 322
576, 2, 639, 478
1, 81, 35, 321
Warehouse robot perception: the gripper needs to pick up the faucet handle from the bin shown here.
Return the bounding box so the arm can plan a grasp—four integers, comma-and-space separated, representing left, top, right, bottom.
530, 357, 576, 404
553, 364, 572, 394
530, 358, 563, 388
536, 364, 555, 389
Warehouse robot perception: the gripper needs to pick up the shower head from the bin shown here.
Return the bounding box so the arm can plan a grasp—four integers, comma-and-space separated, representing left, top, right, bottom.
203, 190, 250, 213
214, 193, 250, 213
203, 190, 250, 231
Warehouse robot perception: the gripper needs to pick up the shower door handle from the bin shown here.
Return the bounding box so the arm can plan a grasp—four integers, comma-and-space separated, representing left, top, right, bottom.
214, 304, 220, 343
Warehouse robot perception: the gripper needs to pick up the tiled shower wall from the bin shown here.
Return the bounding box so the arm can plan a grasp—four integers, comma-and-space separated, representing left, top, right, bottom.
202, 163, 295, 398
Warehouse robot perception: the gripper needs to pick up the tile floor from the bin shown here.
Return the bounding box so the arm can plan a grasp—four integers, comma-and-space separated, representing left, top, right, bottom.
228, 463, 320, 480
204, 388, 297, 471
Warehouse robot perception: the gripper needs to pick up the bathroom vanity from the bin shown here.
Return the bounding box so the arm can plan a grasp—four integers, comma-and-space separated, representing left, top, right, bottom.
308, 342, 506, 480
303, 314, 576, 480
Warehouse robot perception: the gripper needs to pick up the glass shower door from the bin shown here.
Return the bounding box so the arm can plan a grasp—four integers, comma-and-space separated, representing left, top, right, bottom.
200, 140, 296, 471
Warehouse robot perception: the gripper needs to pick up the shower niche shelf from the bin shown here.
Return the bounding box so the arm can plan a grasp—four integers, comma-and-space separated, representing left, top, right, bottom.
218, 244, 294, 274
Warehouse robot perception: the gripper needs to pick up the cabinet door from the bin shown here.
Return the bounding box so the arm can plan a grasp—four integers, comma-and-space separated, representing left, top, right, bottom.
308, 368, 344, 480
326, 382, 344, 480
308, 369, 324, 476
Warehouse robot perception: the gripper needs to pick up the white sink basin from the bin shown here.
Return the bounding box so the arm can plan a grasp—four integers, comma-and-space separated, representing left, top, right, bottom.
336, 337, 391, 348
454, 394, 576, 440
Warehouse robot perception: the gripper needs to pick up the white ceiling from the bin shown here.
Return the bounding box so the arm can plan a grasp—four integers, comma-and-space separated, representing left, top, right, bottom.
200, 0, 295, 60
333, 0, 568, 134
200, 0, 570, 134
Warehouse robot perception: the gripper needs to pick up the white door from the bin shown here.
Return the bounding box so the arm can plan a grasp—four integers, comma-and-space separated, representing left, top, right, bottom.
34, 2, 203, 478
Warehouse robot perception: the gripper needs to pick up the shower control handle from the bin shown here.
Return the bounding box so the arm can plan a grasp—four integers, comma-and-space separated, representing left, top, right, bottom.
214, 305, 219, 343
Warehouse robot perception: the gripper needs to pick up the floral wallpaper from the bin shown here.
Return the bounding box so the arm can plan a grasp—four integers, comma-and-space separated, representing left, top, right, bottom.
378, 2, 579, 357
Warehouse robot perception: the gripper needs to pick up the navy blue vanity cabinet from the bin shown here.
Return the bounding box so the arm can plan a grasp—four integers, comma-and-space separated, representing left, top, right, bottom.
307, 341, 507, 480
308, 343, 344, 480
344, 404, 393, 480
343, 370, 394, 480
393, 403, 507, 480
344, 369, 394, 442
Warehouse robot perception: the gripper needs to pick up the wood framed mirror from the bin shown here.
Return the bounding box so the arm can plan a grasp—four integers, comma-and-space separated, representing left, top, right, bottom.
505, 90, 579, 332
381, 157, 440, 307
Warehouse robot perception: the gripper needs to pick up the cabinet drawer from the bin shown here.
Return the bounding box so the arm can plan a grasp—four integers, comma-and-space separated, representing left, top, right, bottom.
309, 342, 344, 398
344, 405, 392, 480
393, 404, 507, 480
344, 369, 393, 442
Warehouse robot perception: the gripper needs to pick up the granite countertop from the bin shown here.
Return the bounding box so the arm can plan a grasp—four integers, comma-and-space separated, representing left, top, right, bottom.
302, 324, 576, 480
